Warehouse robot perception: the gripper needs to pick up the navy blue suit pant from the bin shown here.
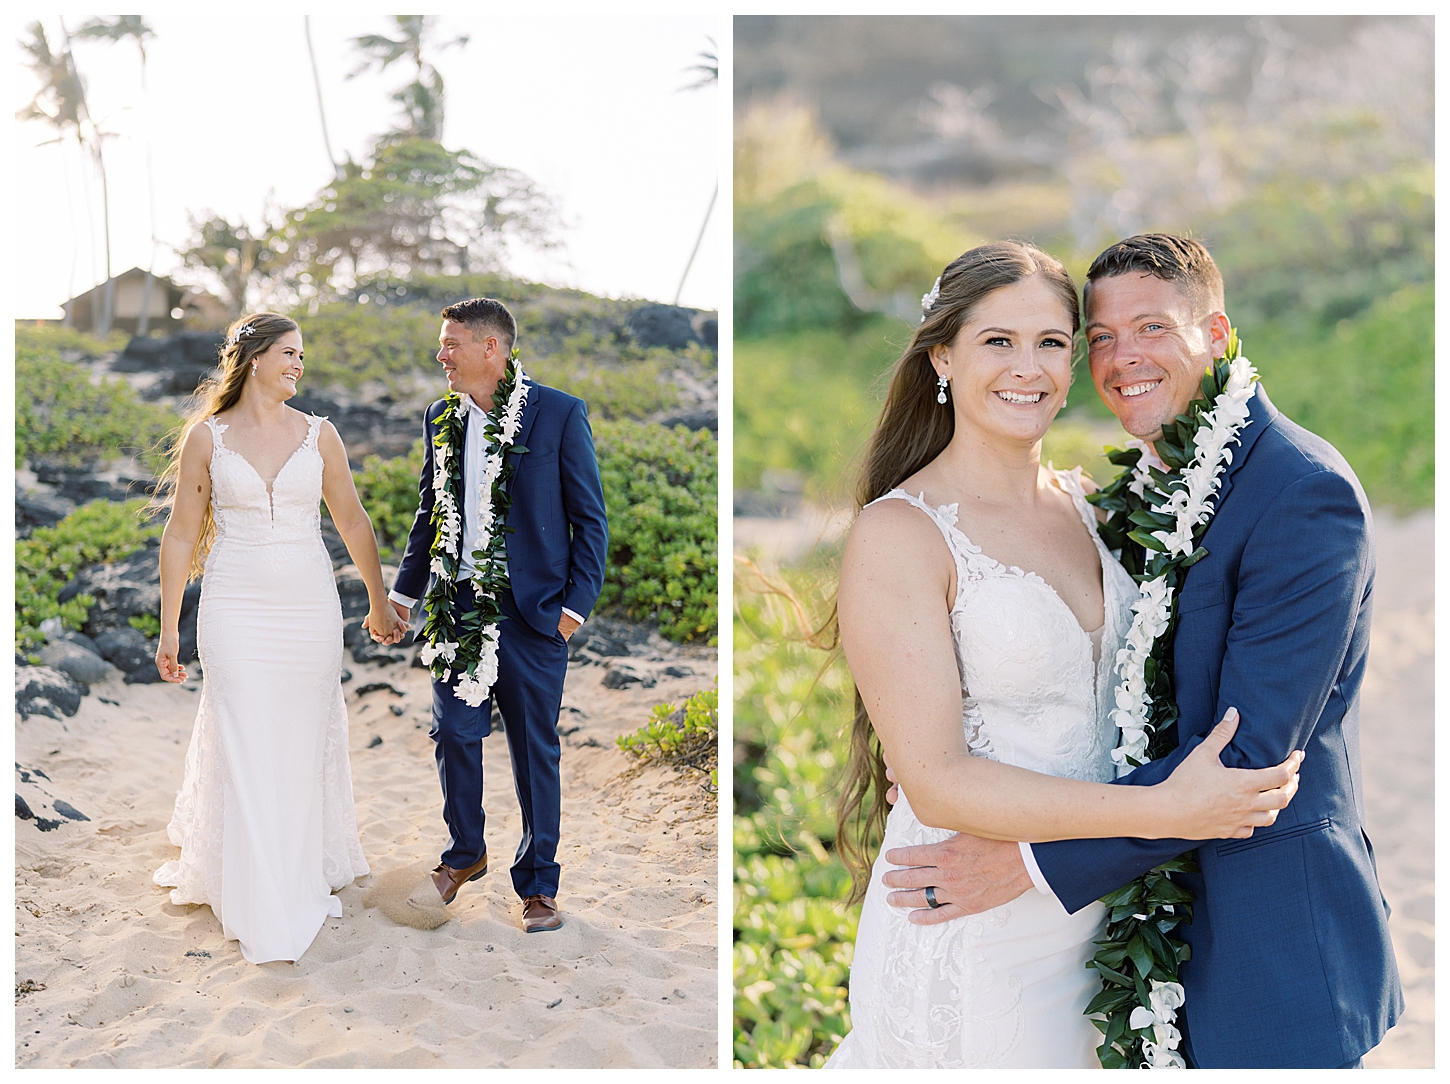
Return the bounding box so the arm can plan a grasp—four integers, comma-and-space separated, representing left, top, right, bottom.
429, 587, 568, 899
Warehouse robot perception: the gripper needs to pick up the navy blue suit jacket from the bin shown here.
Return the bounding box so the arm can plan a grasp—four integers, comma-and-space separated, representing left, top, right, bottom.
392, 382, 609, 639
1033, 385, 1402, 1067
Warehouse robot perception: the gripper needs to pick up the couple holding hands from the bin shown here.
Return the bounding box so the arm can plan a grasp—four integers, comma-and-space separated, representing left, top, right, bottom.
150, 297, 608, 964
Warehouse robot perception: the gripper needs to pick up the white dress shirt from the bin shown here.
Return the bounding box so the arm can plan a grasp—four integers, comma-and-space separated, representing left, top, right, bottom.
389, 394, 585, 627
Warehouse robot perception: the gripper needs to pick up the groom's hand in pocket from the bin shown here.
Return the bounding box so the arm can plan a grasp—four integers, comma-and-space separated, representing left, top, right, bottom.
882, 835, 1034, 924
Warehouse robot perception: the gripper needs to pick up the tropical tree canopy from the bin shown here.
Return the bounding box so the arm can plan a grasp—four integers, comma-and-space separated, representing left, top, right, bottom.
174, 213, 279, 317
16, 22, 85, 138
349, 15, 468, 143
270, 137, 558, 302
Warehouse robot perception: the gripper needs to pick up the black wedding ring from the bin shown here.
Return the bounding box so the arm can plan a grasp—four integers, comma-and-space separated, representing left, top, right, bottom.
925, 886, 942, 909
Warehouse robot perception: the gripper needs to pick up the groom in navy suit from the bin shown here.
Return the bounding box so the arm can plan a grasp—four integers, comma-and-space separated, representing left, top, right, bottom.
389, 297, 608, 933
883, 235, 1401, 1067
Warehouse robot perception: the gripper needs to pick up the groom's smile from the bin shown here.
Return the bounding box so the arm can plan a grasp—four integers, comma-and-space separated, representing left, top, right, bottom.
1085, 272, 1229, 442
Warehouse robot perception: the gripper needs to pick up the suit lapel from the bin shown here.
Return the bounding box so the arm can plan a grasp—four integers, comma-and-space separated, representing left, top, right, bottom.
507, 383, 542, 487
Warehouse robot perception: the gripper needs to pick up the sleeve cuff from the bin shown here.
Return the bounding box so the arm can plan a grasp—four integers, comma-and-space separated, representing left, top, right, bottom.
388, 590, 417, 609
1019, 842, 1061, 903
561, 607, 587, 626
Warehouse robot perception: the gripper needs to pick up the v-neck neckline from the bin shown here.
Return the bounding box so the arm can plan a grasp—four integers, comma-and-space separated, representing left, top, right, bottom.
209, 416, 314, 520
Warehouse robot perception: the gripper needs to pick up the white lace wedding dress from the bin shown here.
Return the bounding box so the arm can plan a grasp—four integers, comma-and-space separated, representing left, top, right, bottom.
825, 470, 1137, 1069
154, 414, 369, 964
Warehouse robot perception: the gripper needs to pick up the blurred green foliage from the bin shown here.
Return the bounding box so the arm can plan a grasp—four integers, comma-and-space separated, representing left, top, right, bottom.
16, 326, 178, 470
734, 146, 1432, 509
352, 438, 426, 564
296, 275, 705, 422
595, 421, 718, 643
735, 320, 1121, 501
351, 419, 718, 643
15, 498, 161, 649
733, 569, 860, 1068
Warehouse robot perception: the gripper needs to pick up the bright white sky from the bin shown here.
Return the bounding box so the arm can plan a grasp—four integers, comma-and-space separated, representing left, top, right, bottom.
10, 12, 720, 319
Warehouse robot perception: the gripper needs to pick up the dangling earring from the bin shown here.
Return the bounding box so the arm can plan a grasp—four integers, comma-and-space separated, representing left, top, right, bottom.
251, 361, 258, 376
936, 373, 949, 405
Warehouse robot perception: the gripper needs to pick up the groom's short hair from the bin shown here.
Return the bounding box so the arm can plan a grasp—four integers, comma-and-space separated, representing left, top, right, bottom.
1086, 234, 1225, 318
441, 297, 516, 351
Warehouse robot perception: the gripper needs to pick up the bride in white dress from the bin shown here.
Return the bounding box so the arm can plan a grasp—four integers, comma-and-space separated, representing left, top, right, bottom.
826, 244, 1301, 1067
151, 313, 407, 964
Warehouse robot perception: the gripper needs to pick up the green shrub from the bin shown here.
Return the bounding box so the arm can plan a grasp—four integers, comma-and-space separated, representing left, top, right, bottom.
617, 683, 718, 791
15, 323, 129, 358
16, 335, 178, 469
296, 302, 441, 392
595, 420, 717, 643
295, 278, 706, 423
352, 420, 718, 643
733, 569, 860, 1068
128, 613, 162, 638
353, 439, 426, 563
1247, 283, 1433, 510
15, 499, 162, 650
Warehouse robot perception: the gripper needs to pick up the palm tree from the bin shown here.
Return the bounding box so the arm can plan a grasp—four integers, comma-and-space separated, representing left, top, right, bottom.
349, 15, 468, 142
77, 16, 160, 333
17, 20, 106, 329
674, 38, 718, 306
304, 16, 344, 182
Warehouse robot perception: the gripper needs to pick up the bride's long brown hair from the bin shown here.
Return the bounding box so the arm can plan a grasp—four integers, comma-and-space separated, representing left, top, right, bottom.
832, 241, 1080, 903
149, 312, 300, 578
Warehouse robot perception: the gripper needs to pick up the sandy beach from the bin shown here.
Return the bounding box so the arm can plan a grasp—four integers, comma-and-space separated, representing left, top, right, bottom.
15, 642, 718, 1069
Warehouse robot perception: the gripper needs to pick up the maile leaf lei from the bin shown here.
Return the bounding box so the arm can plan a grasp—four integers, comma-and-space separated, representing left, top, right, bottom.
418, 348, 530, 706
1082, 330, 1258, 1069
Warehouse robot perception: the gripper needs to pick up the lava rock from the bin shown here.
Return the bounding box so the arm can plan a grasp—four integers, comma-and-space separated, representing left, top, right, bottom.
92, 626, 151, 674
587, 617, 652, 648
62, 541, 166, 638
655, 408, 717, 433
16, 487, 77, 538
343, 618, 366, 648
583, 633, 631, 658
627, 304, 707, 351
354, 682, 404, 698
125, 661, 164, 685
334, 566, 373, 620
600, 668, 638, 689
55, 629, 102, 655
116, 331, 225, 396
662, 665, 695, 679
38, 640, 115, 685
15, 794, 61, 831
320, 521, 352, 568
52, 799, 89, 822
601, 665, 655, 690
367, 736, 383, 748
16, 666, 87, 719
693, 313, 718, 350
351, 639, 408, 666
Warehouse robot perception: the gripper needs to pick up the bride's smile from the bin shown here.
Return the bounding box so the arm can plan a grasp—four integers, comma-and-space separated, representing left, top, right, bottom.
929, 274, 1073, 450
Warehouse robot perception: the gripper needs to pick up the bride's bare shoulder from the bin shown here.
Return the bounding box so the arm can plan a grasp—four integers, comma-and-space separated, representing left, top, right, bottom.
843, 497, 948, 571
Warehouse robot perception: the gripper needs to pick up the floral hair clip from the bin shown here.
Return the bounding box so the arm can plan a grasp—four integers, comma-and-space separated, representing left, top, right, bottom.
920, 277, 942, 323
227, 323, 257, 347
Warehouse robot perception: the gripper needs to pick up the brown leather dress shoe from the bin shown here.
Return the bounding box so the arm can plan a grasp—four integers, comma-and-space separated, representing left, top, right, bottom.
431, 851, 488, 905
521, 894, 563, 933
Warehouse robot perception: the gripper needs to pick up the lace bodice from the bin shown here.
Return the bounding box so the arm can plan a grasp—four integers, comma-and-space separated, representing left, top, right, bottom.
205, 414, 326, 549
870, 469, 1136, 784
